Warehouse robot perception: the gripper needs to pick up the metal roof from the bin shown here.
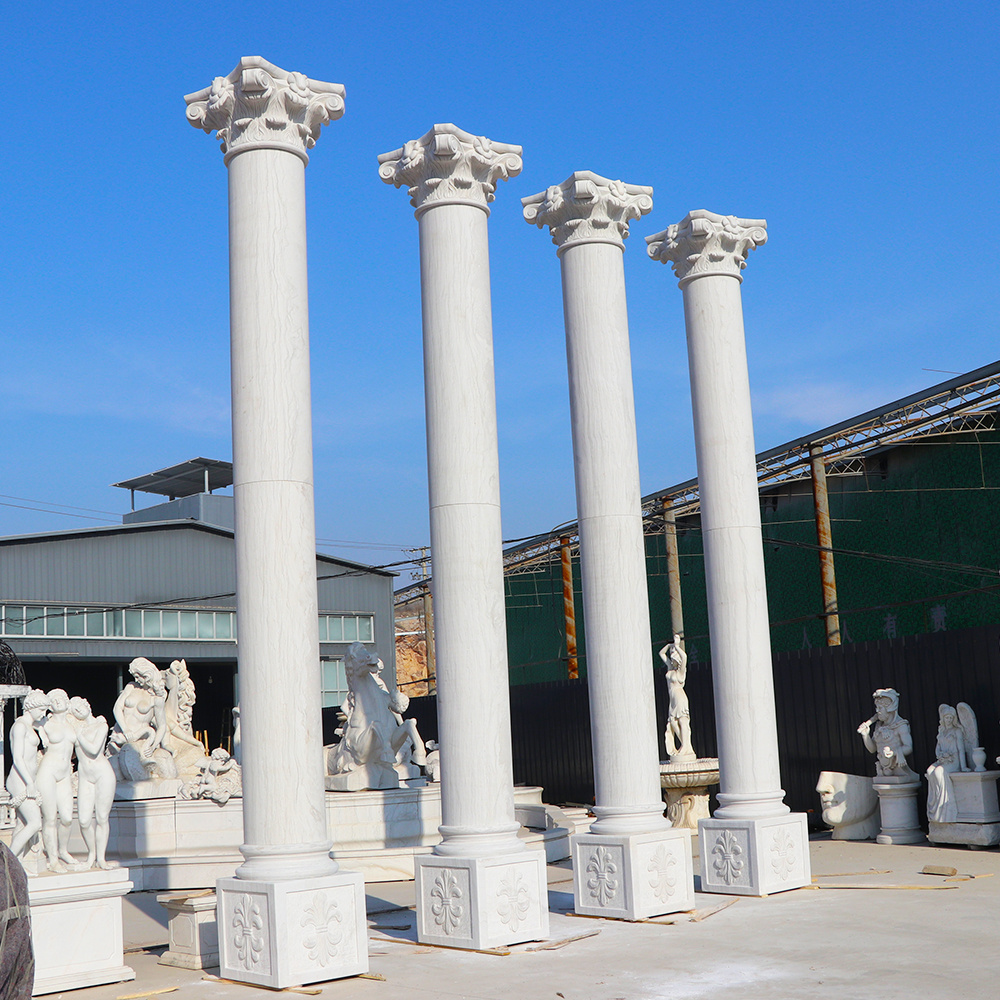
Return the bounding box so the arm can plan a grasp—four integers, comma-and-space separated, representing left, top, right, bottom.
111, 458, 233, 499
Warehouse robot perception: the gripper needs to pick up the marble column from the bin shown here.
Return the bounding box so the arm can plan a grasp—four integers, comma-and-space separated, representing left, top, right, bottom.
378, 124, 548, 950
522, 173, 693, 920
185, 57, 367, 986
647, 210, 811, 896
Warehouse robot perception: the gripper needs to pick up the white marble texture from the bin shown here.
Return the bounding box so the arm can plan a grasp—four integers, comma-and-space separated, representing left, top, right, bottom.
186, 58, 342, 890
698, 814, 810, 896
28, 866, 134, 995
415, 850, 548, 950
216, 869, 367, 989
927, 770, 1000, 847
648, 211, 810, 895
571, 828, 694, 920
815, 771, 879, 840
157, 891, 220, 970
871, 777, 923, 844
380, 125, 546, 947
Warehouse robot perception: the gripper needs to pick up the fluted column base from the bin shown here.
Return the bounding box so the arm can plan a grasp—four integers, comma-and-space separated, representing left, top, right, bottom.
415, 849, 549, 950
571, 828, 694, 920
698, 814, 810, 896
217, 870, 368, 988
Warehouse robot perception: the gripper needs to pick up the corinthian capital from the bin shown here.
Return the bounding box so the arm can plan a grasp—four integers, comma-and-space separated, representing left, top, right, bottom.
185, 56, 345, 165
377, 123, 522, 216
646, 210, 767, 285
522, 171, 653, 254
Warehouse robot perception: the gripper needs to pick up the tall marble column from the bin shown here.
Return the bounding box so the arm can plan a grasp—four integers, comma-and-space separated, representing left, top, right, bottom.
522, 173, 693, 920
185, 57, 367, 986
378, 124, 549, 950
647, 210, 811, 896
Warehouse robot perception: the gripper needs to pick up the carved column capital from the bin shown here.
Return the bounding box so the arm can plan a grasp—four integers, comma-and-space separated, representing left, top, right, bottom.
185, 56, 345, 166
646, 210, 767, 285
377, 123, 523, 217
522, 171, 653, 254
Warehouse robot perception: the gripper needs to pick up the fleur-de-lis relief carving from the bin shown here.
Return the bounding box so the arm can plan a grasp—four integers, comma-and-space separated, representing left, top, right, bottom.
378, 123, 523, 214
232, 893, 265, 970
496, 867, 531, 932
186, 56, 345, 163
430, 868, 465, 935
770, 828, 796, 881
712, 830, 745, 885
647, 209, 767, 285
586, 845, 620, 907
522, 171, 653, 252
647, 844, 678, 903
300, 892, 343, 965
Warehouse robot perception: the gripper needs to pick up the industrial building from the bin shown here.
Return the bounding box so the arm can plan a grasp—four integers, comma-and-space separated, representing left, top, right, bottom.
1, 459, 396, 746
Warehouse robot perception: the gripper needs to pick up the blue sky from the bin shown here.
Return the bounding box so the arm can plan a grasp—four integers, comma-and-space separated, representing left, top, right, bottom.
2, 4, 998, 579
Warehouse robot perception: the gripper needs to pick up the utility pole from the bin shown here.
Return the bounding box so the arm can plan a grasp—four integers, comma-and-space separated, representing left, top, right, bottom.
409, 546, 436, 693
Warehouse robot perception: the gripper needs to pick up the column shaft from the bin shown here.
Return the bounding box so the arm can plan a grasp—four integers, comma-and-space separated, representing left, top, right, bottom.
227, 148, 333, 877
417, 203, 520, 855
560, 241, 664, 831
680, 273, 785, 816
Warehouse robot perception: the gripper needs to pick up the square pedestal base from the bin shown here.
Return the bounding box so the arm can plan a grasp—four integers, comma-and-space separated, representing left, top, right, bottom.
698, 814, 811, 896
29, 866, 135, 996
571, 828, 694, 920
415, 849, 549, 950
216, 870, 368, 989
157, 891, 219, 970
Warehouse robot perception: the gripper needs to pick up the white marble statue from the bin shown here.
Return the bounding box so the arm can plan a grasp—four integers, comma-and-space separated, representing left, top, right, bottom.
6, 689, 49, 859
231, 705, 241, 765
36, 689, 79, 871
815, 771, 879, 840
180, 748, 242, 805
109, 657, 181, 782
926, 703, 977, 823
857, 688, 916, 779
326, 642, 426, 791
659, 634, 695, 761
69, 697, 116, 869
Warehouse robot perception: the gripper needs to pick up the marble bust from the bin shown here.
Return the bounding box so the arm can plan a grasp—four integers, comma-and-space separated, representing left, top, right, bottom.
857, 688, 916, 779
815, 771, 879, 840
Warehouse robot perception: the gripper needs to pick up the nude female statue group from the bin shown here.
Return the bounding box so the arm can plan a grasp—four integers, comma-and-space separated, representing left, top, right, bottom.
6, 688, 116, 871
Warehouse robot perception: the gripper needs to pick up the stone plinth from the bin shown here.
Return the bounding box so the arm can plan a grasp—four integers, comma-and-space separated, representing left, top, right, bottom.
157, 891, 219, 970
660, 759, 720, 829
415, 849, 548, 951
928, 770, 1000, 847
571, 828, 694, 920
873, 777, 923, 844
698, 814, 811, 896
29, 867, 134, 995
217, 870, 367, 989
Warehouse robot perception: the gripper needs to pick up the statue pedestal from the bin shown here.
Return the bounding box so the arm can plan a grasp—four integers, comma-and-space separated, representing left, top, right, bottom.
29, 866, 134, 995
873, 776, 923, 844
928, 770, 1000, 848
157, 891, 220, 969
660, 759, 719, 829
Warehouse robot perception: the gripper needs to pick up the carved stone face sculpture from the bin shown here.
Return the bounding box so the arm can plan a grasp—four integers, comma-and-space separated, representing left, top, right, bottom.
816, 771, 879, 840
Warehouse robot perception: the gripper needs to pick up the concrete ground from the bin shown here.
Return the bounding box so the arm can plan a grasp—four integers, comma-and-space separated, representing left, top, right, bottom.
65, 835, 997, 1000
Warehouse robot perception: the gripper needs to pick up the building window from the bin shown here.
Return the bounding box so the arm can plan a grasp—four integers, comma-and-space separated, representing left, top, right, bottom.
0, 605, 238, 642
321, 658, 348, 710
318, 614, 374, 643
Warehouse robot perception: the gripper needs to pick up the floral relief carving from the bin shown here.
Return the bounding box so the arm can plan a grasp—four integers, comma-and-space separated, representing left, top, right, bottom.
712, 830, 745, 885
522, 171, 653, 252
232, 893, 265, 970
186, 56, 345, 161
300, 892, 343, 965
770, 828, 796, 881
430, 869, 465, 935
496, 867, 531, 932
378, 123, 523, 213
647, 209, 767, 285
586, 845, 620, 907
647, 843, 678, 903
